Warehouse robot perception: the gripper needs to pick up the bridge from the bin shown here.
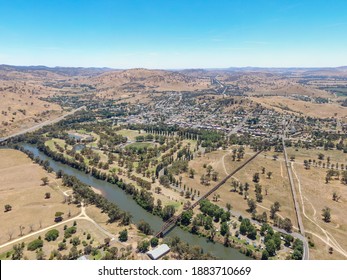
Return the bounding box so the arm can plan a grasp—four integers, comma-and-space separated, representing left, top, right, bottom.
155, 149, 263, 238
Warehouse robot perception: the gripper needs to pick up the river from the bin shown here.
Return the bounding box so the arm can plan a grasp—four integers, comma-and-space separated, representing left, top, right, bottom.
20, 144, 249, 260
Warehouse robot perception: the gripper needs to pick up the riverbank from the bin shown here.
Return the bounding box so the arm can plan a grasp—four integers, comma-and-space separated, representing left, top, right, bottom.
16, 143, 250, 260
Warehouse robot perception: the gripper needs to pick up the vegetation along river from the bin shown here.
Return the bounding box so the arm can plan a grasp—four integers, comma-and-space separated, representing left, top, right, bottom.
21, 143, 249, 260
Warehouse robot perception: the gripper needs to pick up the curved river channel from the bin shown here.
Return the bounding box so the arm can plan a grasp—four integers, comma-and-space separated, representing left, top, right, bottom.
20, 144, 249, 260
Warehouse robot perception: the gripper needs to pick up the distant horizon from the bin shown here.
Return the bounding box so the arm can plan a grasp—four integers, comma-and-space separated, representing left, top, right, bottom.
1, 63, 347, 71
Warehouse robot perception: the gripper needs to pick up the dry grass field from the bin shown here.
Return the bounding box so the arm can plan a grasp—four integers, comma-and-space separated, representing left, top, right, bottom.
0, 149, 80, 245
290, 161, 347, 259
0, 219, 108, 260
175, 147, 297, 227
226, 150, 298, 227
0, 91, 62, 137
250, 96, 347, 119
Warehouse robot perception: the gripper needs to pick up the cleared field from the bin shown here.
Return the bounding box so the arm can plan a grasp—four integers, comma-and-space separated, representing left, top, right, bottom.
175, 147, 297, 227
286, 147, 347, 167
291, 162, 347, 259
251, 96, 347, 119
307, 232, 346, 260
0, 149, 79, 246
226, 151, 298, 227
0, 88, 63, 137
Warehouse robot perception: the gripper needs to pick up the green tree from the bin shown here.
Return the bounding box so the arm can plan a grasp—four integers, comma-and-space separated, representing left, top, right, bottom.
119, 229, 128, 242
322, 207, 331, 222
27, 239, 44, 251
247, 198, 257, 213
71, 237, 80, 246
64, 226, 77, 238
253, 172, 260, 183
180, 210, 193, 226
162, 205, 176, 221
220, 222, 229, 236
58, 242, 67, 251
4, 204, 12, 212
189, 168, 195, 178
159, 175, 170, 187
150, 237, 159, 247
283, 218, 293, 232
261, 250, 269, 260
265, 239, 276, 256
137, 240, 150, 253
45, 229, 59, 241
226, 203, 232, 212
12, 243, 25, 260
137, 220, 153, 235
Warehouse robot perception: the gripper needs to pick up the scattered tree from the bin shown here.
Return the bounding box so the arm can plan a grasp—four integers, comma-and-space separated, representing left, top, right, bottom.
322, 207, 331, 223
4, 204, 12, 212
119, 229, 128, 242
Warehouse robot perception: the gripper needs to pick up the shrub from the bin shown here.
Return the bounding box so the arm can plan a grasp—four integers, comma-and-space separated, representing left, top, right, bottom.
64, 226, 77, 238
118, 229, 128, 242
27, 239, 43, 251
45, 229, 59, 241
150, 237, 159, 247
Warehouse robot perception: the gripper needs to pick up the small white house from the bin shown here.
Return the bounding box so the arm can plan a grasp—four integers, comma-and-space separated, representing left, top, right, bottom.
146, 244, 170, 260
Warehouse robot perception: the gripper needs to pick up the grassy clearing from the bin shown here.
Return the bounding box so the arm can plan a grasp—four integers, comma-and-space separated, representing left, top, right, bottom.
286, 147, 347, 166
0, 149, 80, 246
292, 162, 347, 258
45, 138, 67, 151
125, 142, 153, 150
116, 129, 148, 141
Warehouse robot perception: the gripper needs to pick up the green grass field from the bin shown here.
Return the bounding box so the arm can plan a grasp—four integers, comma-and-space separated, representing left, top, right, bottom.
125, 142, 153, 149
116, 129, 148, 141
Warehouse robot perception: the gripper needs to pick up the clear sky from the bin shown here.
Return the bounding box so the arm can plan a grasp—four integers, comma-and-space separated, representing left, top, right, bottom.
0, 0, 346, 68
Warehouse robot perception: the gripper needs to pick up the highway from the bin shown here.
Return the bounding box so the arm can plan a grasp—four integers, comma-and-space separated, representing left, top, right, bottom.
0, 106, 86, 143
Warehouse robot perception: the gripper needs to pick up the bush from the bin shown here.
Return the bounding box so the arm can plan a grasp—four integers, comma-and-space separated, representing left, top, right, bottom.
137, 220, 153, 235
71, 237, 80, 246
150, 237, 159, 247
137, 240, 150, 253
119, 229, 128, 242
27, 239, 43, 251
45, 229, 59, 241
64, 226, 77, 238
58, 242, 67, 251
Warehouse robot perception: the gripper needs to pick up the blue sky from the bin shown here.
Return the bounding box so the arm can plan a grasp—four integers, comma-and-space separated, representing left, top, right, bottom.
0, 0, 346, 68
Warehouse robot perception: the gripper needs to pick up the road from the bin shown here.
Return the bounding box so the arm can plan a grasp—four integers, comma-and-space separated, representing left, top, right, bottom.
0, 106, 86, 143
282, 121, 309, 260
213, 78, 228, 96
228, 113, 250, 136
